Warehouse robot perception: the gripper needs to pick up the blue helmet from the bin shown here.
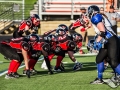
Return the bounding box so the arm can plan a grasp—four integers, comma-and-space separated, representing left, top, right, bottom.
87, 5, 100, 19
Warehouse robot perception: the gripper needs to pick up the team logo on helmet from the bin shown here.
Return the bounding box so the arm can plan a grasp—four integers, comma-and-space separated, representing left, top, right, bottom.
87, 5, 100, 19
28, 34, 39, 42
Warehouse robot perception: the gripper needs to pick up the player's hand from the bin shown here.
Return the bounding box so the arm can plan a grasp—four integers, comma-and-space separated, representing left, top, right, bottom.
93, 42, 102, 51
26, 69, 30, 78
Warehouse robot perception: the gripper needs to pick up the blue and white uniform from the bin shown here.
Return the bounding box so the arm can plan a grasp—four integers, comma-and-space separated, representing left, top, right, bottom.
88, 5, 120, 84
91, 13, 116, 39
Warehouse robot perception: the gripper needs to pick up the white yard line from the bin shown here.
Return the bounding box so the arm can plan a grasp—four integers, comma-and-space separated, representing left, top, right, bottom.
0, 64, 25, 76
0, 53, 96, 76
0, 57, 44, 77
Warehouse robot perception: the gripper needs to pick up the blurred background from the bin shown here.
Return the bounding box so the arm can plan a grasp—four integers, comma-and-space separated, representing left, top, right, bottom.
0, 0, 120, 40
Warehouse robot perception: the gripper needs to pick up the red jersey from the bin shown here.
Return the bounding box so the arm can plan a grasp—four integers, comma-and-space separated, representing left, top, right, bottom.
13, 20, 32, 38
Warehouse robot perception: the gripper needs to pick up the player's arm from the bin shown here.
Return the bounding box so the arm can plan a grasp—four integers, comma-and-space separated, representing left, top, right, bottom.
91, 14, 105, 42
43, 29, 56, 37
22, 48, 29, 70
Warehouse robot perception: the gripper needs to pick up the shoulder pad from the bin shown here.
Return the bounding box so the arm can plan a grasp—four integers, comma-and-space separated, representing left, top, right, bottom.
91, 14, 102, 25
26, 20, 32, 27
21, 41, 30, 51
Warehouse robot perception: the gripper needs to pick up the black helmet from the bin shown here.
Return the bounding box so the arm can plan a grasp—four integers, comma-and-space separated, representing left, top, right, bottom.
45, 34, 57, 42
28, 34, 40, 42
87, 5, 100, 19
30, 14, 40, 26
30, 14, 40, 20
58, 24, 69, 32
56, 28, 66, 36
72, 33, 83, 42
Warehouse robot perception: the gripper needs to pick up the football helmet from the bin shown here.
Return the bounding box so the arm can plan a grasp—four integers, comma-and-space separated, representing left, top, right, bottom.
30, 14, 40, 26
87, 5, 100, 19
56, 28, 66, 36
45, 34, 57, 42
58, 24, 69, 32
72, 33, 83, 42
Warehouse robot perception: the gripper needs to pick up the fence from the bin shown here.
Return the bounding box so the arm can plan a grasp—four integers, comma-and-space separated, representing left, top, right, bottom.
0, 0, 36, 32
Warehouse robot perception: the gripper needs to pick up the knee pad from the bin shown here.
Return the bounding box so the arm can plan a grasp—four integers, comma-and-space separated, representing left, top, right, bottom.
55, 50, 65, 57
42, 43, 50, 52
67, 41, 76, 50
31, 50, 41, 59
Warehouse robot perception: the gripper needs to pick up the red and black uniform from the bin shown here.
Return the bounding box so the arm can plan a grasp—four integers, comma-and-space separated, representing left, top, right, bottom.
53, 34, 76, 68
0, 35, 52, 76
13, 20, 32, 38
0, 37, 30, 75
69, 18, 88, 35
57, 34, 76, 51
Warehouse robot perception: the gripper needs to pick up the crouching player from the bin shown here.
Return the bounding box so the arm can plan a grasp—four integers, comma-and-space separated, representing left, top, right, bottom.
41, 24, 83, 71
54, 28, 83, 71
13, 14, 40, 38
0, 34, 52, 79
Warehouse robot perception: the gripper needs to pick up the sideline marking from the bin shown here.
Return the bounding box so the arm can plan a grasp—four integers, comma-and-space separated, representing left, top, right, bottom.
0, 57, 44, 77
0, 64, 25, 76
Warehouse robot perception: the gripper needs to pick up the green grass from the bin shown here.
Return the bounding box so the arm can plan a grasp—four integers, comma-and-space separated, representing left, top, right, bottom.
0, 53, 120, 90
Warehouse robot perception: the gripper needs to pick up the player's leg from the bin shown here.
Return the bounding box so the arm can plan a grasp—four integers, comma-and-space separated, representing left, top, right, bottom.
90, 48, 107, 84
67, 51, 83, 70
54, 50, 65, 72
0, 44, 22, 79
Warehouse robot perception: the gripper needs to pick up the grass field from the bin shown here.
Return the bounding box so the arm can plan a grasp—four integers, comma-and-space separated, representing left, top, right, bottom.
0, 52, 120, 90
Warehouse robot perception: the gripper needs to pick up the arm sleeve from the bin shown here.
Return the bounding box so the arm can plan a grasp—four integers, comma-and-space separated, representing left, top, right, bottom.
43, 29, 56, 37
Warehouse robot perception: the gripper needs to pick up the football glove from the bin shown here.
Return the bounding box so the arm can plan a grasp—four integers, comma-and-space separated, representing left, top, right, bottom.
93, 42, 102, 51
26, 69, 30, 78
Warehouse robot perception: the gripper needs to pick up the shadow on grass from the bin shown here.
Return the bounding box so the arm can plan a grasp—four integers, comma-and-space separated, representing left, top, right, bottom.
34, 62, 97, 76
63, 62, 97, 72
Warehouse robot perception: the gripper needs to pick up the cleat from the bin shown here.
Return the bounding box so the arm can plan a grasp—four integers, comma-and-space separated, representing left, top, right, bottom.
90, 78, 104, 84
54, 66, 65, 72
5, 73, 16, 79
12, 72, 20, 78
26, 70, 30, 78
111, 74, 120, 85
30, 69, 37, 75
23, 69, 37, 76
23, 70, 27, 75
73, 62, 83, 71
48, 71, 53, 75
60, 62, 65, 70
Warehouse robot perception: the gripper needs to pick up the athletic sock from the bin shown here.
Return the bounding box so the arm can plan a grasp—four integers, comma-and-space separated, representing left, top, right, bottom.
115, 64, 120, 75
29, 59, 37, 70
48, 54, 55, 61
56, 56, 64, 67
97, 62, 104, 79
13, 61, 22, 73
8, 60, 18, 74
